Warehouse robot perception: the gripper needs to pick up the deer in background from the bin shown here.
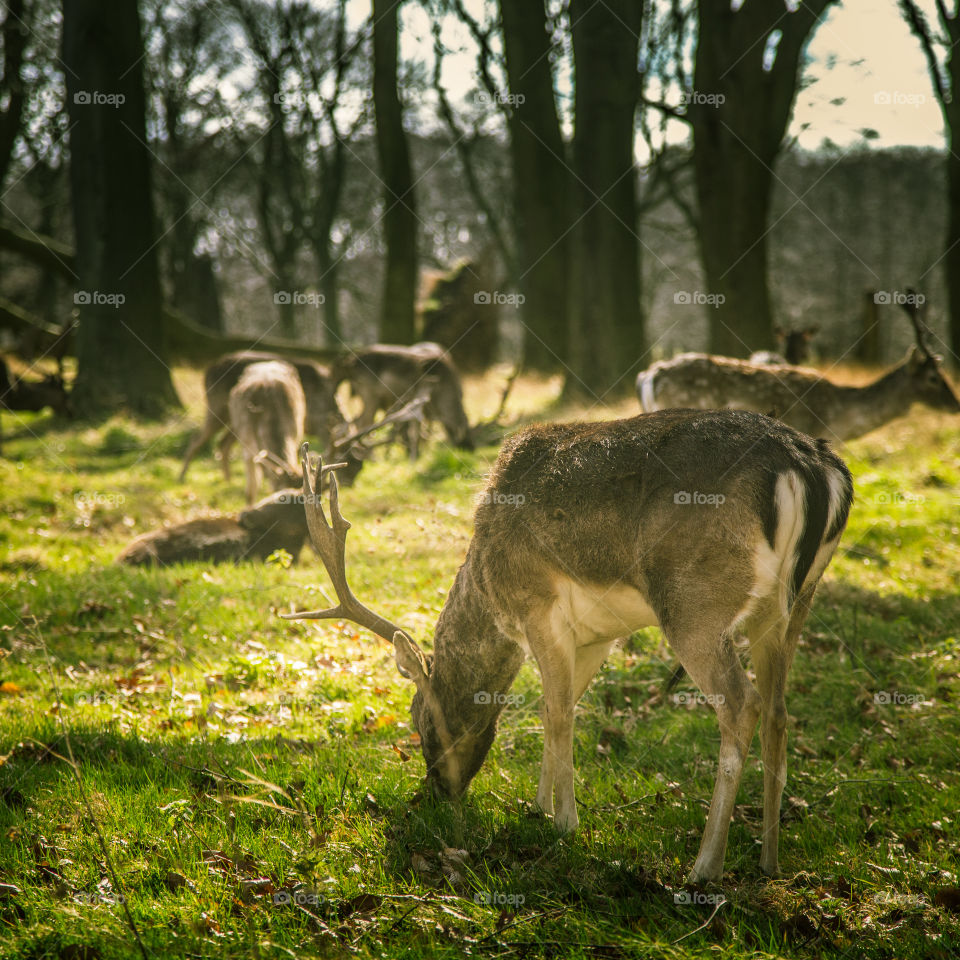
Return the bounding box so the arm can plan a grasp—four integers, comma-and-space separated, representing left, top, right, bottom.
284, 409, 853, 882
179, 351, 345, 482
229, 361, 305, 504
750, 325, 819, 366
639, 299, 958, 442
332, 342, 473, 459
1, 357, 70, 453
117, 488, 311, 566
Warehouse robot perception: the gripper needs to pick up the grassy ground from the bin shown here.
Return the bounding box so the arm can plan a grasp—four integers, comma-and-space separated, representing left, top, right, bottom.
0, 366, 958, 959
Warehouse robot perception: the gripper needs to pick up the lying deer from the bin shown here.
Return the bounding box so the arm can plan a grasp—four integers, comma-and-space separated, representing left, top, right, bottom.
284, 409, 853, 882
117, 488, 309, 566
179, 351, 345, 482
229, 361, 305, 504
639, 303, 958, 442
333, 342, 473, 458
750, 325, 819, 366
1, 357, 70, 453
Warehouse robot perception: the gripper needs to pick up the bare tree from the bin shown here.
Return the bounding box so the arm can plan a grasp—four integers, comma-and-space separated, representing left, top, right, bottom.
373, 0, 418, 343
63, 0, 180, 415
899, 0, 960, 365
691, 0, 836, 356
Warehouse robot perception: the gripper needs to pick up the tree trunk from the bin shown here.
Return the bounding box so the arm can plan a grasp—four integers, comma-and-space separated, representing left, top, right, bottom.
691, 0, 835, 357
0, 0, 27, 191
695, 146, 775, 356
372, 0, 417, 344
63, 0, 179, 416
945, 43, 960, 367
568, 0, 643, 394
500, 0, 572, 369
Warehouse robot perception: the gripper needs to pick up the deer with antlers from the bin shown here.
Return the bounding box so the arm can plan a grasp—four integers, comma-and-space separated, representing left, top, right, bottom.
284, 408, 853, 882
639, 298, 958, 441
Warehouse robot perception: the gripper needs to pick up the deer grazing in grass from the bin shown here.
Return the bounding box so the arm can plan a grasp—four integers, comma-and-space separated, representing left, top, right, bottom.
333, 342, 473, 458
229, 361, 306, 504
179, 351, 345, 482
639, 301, 958, 441
749, 325, 819, 366
284, 408, 853, 882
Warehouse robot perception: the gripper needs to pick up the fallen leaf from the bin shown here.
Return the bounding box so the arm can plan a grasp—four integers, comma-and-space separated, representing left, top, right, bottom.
392, 744, 411, 762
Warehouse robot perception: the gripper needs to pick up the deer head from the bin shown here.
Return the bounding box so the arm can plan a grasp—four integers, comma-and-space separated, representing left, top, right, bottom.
901, 291, 960, 413
281, 445, 471, 795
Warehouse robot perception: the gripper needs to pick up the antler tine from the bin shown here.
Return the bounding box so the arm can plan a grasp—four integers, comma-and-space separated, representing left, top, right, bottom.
281, 444, 409, 645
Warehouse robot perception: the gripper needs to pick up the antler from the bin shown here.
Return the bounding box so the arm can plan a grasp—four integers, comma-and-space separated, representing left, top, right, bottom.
902, 288, 935, 359
280, 443, 409, 643
329, 391, 429, 453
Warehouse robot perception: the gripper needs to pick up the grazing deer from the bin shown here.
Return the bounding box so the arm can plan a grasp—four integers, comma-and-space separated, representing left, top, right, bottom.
179, 351, 345, 482
117, 488, 309, 566
284, 408, 853, 882
750, 325, 819, 366
333, 342, 473, 458
639, 304, 958, 442
229, 361, 306, 504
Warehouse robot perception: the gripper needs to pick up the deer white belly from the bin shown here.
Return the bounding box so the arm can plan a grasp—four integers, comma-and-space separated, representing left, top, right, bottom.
552, 576, 659, 644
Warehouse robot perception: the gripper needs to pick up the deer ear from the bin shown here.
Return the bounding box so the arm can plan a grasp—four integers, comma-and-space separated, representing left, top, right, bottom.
394, 631, 431, 685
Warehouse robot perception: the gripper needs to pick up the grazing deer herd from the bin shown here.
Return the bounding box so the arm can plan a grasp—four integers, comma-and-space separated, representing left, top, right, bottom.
5, 294, 958, 883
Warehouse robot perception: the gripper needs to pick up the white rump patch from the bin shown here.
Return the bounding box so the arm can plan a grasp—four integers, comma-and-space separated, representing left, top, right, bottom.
744, 471, 807, 621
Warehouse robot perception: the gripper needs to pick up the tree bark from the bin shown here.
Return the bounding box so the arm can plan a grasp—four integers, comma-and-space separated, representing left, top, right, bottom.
692, 0, 835, 356
372, 0, 417, 344
568, 0, 643, 395
63, 0, 179, 416
500, 0, 572, 368
0, 0, 27, 191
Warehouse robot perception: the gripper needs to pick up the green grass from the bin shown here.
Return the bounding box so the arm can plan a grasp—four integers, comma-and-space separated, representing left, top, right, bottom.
1, 373, 959, 959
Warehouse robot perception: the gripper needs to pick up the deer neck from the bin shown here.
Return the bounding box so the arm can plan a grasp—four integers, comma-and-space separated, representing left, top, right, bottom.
420, 555, 525, 793
829, 362, 914, 440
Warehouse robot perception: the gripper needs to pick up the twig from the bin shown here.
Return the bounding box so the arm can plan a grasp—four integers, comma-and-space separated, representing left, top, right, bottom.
671, 897, 727, 944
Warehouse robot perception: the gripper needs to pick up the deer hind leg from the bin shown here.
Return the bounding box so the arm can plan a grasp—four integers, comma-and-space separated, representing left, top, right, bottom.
749, 587, 813, 876
179, 413, 221, 482
670, 628, 762, 884
217, 430, 237, 480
